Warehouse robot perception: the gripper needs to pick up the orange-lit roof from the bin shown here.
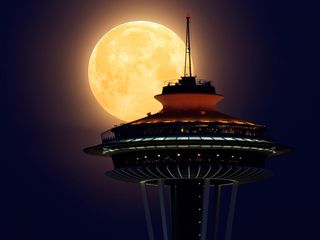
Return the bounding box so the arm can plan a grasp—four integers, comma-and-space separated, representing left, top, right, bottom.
125, 90, 261, 127
129, 111, 259, 126
131, 119, 257, 126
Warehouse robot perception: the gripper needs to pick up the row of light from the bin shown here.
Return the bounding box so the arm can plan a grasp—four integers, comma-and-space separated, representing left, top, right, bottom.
136, 153, 234, 159
131, 119, 257, 126
102, 144, 276, 154
107, 136, 269, 143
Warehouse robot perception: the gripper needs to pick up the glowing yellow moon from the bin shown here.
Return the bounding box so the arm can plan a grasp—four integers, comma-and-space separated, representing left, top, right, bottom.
88, 21, 187, 122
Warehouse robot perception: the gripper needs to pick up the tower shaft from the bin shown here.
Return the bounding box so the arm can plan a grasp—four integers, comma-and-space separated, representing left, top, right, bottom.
171, 180, 203, 240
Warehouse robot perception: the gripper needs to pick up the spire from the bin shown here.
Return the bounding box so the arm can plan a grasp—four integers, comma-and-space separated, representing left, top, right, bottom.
184, 13, 192, 77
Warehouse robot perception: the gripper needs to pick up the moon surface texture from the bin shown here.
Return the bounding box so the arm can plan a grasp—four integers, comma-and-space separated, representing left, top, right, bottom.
88, 21, 187, 122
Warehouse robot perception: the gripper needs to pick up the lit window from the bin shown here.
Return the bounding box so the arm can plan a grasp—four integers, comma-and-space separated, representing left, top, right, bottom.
132, 138, 143, 142
189, 136, 201, 140
201, 137, 213, 140
144, 155, 147, 159
201, 145, 211, 148
177, 153, 181, 157
244, 138, 254, 142
142, 138, 154, 141
178, 145, 188, 148
224, 137, 234, 141
165, 137, 176, 141
154, 137, 165, 141
177, 137, 188, 140
213, 137, 224, 141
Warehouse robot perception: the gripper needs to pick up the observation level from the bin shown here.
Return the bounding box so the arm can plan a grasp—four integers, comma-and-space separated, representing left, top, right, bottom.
84, 16, 290, 240
85, 74, 289, 184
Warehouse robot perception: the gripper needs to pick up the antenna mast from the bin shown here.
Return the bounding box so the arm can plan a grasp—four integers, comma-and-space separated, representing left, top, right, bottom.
184, 13, 192, 77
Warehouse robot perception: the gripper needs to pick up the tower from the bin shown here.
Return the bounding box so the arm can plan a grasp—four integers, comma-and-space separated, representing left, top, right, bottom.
84, 16, 290, 240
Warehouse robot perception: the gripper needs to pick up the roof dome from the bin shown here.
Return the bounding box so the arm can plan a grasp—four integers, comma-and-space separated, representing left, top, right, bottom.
129, 76, 258, 127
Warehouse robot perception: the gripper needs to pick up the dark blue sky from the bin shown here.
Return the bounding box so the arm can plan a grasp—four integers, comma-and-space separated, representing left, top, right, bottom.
2, 0, 319, 239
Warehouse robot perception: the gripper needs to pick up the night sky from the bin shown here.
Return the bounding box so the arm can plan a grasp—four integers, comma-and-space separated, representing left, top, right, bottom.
2, 1, 319, 239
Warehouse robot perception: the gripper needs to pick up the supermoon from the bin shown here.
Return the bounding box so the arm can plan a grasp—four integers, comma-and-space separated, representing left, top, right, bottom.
88, 21, 188, 122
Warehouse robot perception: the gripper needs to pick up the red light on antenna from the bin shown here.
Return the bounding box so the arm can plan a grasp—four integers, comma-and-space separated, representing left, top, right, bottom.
186, 12, 191, 18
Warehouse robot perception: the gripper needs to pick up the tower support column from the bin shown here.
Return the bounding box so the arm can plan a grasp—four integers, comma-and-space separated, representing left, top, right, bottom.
200, 179, 210, 240
140, 182, 155, 240
158, 180, 169, 240
225, 182, 239, 240
212, 184, 222, 240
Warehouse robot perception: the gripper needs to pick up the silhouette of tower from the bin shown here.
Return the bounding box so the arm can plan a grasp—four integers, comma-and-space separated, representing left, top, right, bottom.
84, 16, 290, 240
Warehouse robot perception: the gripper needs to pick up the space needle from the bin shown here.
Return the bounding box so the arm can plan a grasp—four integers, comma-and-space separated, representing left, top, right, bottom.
84, 16, 290, 240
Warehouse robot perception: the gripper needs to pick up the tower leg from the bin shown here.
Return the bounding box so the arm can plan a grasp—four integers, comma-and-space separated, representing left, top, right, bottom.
225, 182, 239, 240
212, 184, 221, 240
200, 179, 210, 240
158, 180, 169, 240
140, 182, 155, 240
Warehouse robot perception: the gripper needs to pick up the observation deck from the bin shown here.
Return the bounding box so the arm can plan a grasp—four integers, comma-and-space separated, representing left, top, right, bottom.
84, 75, 290, 184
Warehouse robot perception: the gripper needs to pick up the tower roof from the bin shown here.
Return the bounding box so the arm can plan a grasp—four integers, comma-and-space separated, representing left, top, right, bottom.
129, 109, 257, 126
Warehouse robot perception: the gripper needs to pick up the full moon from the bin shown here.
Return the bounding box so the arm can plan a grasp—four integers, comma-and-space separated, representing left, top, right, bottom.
88, 21, 187, 122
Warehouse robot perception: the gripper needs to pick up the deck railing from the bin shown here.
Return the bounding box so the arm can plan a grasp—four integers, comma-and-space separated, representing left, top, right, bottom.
164, 78, 212, 86
101, 123, 264, 143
